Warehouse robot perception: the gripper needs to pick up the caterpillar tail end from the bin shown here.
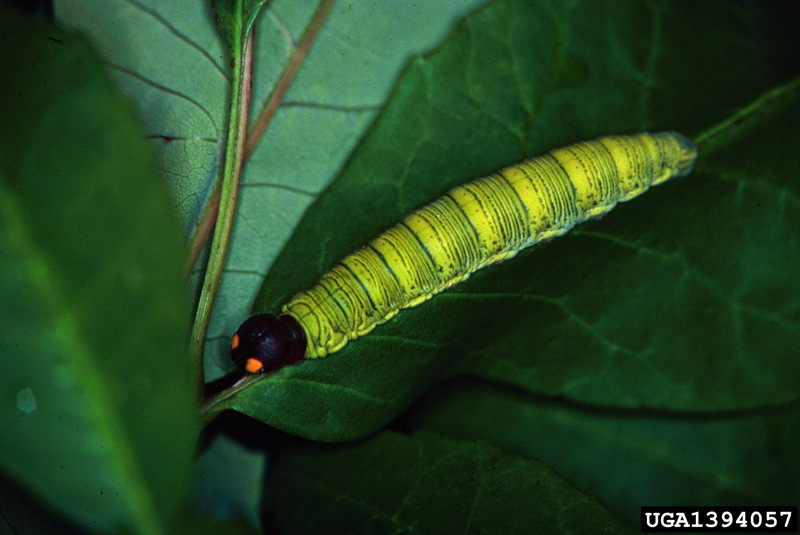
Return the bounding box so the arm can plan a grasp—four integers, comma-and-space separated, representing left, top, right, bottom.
667, 131, 699, 178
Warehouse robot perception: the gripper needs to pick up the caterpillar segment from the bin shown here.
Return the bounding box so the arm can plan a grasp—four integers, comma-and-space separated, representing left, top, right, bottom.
230, 131, 698, 374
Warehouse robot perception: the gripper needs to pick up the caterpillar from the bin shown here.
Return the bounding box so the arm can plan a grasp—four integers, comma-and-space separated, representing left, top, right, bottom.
231, 131, 698, 374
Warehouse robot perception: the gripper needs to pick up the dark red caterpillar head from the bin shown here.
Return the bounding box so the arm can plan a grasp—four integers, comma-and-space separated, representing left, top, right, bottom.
230, 314, 307, 374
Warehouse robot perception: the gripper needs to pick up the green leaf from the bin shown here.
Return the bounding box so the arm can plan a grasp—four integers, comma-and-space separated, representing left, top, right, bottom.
54, 0, 230, 240
404, 380, 800, 528
263, 430, 636, 535
54, 0, 489, 379
193, 433, 266, 527
0, 6, 196, 534
224, 0, 800, 440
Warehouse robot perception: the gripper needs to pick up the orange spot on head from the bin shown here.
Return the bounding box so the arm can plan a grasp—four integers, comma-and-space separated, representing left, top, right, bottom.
245, 358, 264, 374
231, 333, 240, 350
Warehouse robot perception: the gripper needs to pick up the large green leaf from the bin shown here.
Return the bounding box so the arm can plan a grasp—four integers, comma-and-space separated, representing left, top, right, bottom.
404, 379, 800, 529
54, 0, 489, 379
263, 430, 635, 534
218, 0, 800, 440
54, 0, 231, 240
0, 6, 195, 534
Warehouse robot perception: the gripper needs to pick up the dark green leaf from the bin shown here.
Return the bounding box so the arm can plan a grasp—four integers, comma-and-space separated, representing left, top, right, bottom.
226, 0, 800, 440
404, 380, 800, 528
264, 430, 636, 535
0, 474, 86, 535
193, 434, 266, 527
0, 6, 196, 533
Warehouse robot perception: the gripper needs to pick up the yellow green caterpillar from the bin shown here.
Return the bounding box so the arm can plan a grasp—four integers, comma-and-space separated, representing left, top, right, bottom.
231, 132, 698, 374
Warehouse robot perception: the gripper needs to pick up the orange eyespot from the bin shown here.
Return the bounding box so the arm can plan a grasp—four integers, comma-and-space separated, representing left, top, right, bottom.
231, 333, 240, 350
245, 357, 264, 374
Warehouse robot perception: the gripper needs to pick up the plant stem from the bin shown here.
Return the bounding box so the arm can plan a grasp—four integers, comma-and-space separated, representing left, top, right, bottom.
184, 0, 336, 277
696, 76, 800, 148
189, 28, 254, 387
244, 0, 336, 161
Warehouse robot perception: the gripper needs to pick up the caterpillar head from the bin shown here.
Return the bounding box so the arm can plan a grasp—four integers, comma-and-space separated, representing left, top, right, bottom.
230, 314, 307, 374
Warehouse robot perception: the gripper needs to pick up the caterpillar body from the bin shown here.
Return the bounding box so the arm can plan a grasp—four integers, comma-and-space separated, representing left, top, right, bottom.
231, 132, 698, 374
